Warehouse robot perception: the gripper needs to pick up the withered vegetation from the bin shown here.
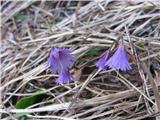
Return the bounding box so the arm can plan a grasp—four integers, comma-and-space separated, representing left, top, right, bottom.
1, 0, 160, 120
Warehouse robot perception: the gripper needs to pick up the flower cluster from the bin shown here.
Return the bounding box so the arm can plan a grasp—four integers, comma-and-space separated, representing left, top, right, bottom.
47, 44, 131, 85
47, 48, 75, 84
96, 44, 132, 71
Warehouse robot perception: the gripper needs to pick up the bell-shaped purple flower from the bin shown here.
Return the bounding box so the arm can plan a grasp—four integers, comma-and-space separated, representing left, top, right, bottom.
56, 70, 74, 84
96, 50, 109, 69
47, 48, 75, 73
105, 44, 132, 71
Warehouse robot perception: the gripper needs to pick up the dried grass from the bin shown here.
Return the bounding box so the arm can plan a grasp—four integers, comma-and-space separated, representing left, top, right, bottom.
1, 0, 160, 120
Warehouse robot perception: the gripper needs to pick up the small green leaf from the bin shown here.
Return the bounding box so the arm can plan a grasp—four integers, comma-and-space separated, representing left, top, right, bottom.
137, 42, 145, 49
17, 113, 27, 120
15, 95, 39, 109
83, 47, 105, 57
18, 116, 26, 120
15, 12, 29, 21
12, 113, 28, 120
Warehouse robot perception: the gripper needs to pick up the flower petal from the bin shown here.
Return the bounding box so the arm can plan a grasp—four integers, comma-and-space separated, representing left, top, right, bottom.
59, 48, 75, 70
47, 48, 75, 73
56, 71, 74, 84
96, 50, 109, 69
105, 44, 132, 71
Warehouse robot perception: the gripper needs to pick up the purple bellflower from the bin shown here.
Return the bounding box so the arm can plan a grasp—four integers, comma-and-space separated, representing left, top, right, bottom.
47, 48, 75, 84
105, 44, 132, 71
96, 50, 109, 69
56, 70, 74, 84
47, 48, 75, 73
